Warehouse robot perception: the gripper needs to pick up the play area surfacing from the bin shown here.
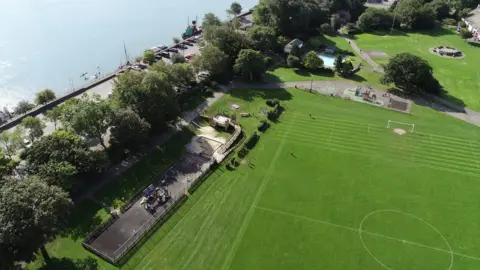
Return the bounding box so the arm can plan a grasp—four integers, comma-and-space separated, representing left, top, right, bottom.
122, 88, 480, 270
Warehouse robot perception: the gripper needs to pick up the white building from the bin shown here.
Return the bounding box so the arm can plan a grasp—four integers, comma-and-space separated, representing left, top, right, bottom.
463, 6, 480, 34
284, 39, 304, 54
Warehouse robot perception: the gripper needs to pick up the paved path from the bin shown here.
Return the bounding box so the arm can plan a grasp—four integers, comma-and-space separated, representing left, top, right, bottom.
340, 34, 385, 73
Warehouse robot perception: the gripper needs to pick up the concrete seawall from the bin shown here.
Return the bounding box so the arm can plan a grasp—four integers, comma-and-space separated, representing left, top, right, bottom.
0, 72, 117, 132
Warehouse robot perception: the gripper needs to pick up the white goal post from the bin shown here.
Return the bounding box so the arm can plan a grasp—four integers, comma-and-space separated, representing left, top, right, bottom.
387, 120, 415, 132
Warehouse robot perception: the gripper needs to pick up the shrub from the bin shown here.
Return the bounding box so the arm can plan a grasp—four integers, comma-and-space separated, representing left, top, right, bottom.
267, 104, 284, 121
287, 55, 301, 68
266, 98, 279, 107
264, 56, 273, 67
320, 23, 332, 34
458, 21, 466, 28
245, 132, 260, 150
442, 18, 457, 26
237, 147, 248, 158
257, 120, 270, 132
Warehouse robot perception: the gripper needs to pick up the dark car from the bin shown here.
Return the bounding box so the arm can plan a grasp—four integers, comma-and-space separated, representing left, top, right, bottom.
159, 52, 170, 58
166, 48, 179, 53
183, 41, 193, 46
176, 44, 187, 49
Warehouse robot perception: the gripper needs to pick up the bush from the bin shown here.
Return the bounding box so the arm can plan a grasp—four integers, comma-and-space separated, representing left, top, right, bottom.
245, 132, 260, 150
320, 23, 332, 34
458, 21, 466, 28
442, 18, 457, 26
237, 147, 248, 158
267, 104, 284, 121
287, 55, 301, 68
264, 56, 273, 67
266, 98, 279, 107
257, 120, 270, 132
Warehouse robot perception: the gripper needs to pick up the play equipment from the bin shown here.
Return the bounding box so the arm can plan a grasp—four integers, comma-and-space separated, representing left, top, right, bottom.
141, 184, 171, 213
354, 86, 377, 102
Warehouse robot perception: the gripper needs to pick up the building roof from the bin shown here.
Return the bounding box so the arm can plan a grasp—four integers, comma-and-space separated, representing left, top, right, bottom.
284, 39, 304, 53
213, 115, 230, 126
464, 7, 480, 30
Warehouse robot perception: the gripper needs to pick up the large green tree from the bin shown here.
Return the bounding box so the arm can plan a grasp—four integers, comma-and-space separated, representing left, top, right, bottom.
395, 0, 436, 29
0, 177, 72, 267
304, 51, 324, 70
151, 61, 195, 89
113, 71, 179, 132
14, 100, 36, 115
202, 12, 222, 28
44, 106, 62, 130
357, 8, 395, 31
35, 88, 56, 105
61, 94, 112, 149
203, 23, 251, 62
171, 53, 187, 64
22, 130, 106, 190
0, 129, 23, 159
381, 53, 441, 94
109, 109, 151, 154
248, 25, 277, 51
21, 116, 45, 143
191, 44, 228, 76
0, 151, 18, 182
143, 50, 155, 65
228, 2, 243, 15
426, 0, 450, 20
233, 49, 266, 81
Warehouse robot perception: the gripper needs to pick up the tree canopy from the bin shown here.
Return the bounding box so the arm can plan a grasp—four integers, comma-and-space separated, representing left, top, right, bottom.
45, 106, 62, 130
61, 94, 113, 149
395, 0, 436, 29
202, 12, 222, 28
425, 0, 450, 20
143, 50, 155, 65
287, 55, 301, 68
304, 51, 324, 70
35, 89, 56, 105
357, 8, 395, 31
109, 109, 151, 155
0, 176, 72, 266
0, 151, 18, 182
0, 129, 24, 159
381, 52, 441, 94
21, 116, 45, 143
228, 2, 243, 15
203, 23, 251, 62
171, 53, 187, 64
151, 61, 195, 89
233, 49, 266, 81
191, 44, 228, 76
14, 100, 36, 115
248, 25, 277, 51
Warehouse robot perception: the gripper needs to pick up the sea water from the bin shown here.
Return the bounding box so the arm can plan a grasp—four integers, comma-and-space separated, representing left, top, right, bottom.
0, 0, 257, 110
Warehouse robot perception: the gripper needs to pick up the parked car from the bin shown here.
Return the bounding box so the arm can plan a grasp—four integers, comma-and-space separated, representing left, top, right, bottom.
184, 54, 195, 60
157, 45, 168, 50
183, 41, 193, 46
166, 48, 179, 53
176, 44, 187, 49
159, 52, 170, 58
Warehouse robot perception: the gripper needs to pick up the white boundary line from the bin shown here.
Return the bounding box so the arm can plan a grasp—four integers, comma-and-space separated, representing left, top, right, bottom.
359, 209, 453, 270
255, 206, 480, 263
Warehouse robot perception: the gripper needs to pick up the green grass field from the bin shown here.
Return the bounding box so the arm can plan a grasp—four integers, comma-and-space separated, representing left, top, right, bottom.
354, 28, 480, 110
122, 88, 480, 269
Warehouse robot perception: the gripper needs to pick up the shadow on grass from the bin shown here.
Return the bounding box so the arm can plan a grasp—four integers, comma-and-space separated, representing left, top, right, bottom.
467, 41, 480, 48
368, 29, 409, 37
38, 257, 98, 270
61, 200, 104, 241
229, 88, 293, 102
415, 27, 455, 37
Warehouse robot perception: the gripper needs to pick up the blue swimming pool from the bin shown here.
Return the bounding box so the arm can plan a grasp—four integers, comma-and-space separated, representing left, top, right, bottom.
316, 53, 338, 68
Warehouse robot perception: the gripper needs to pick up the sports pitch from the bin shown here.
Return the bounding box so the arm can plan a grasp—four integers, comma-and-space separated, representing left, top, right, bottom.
123, 88, 480, 269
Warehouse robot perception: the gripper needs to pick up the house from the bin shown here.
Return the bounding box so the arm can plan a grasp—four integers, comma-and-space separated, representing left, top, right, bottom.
463, 6, 480, 34
284, 39, 304, 54
211, 115, 232, 129
237, 10, 254, 30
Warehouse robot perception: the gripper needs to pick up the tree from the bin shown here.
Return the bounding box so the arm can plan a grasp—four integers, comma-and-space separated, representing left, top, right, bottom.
426, 0, 450, 20
0, 129, 23, 159
61, 94, 112, 149
334, 55, 344, 72
202, 12, 222, 28
21, 116, 45, 143
0, 176, 72, 266
320, 23, 333, 34
203, 24, 251, 61
35, 88, 56, 105
233, 49, 266, 81
287, 55, 301, 68
191, 45, 228, 75
14, 100, 36, 115
22, 130, 106, 190
381, 53, 441, 94
458, 8, 471, 19
339, 58, 354, 76
460, 29, 473, 41
173, 37, 181, 44
45, 106, 62, 130
143, 50, 155, 65
151, 61, 195, 88
357, 8, 395, 31
331, 14, 341, 31
248, 25, 277, 51
113, 71, 179, 132
395, 0, 436, 29
38, 161, 77, 191
109, 109, 151, 154
304, 51, 323, 70
171, 53, 186, 64
228, 2, 243, 15
0, 151, 18, 181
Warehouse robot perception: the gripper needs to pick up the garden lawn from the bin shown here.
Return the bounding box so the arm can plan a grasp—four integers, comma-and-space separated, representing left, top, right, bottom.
123, 87, 480, 269
266, 35, 385, 89
355, 28, 480, 110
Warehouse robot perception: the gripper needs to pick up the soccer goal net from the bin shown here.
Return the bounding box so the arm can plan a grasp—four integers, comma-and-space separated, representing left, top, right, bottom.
387, 120, 415, 132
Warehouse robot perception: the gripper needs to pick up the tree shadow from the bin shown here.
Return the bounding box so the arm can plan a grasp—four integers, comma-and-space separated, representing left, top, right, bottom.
229, 88, 293, 102
414, 27, 454, 37
368, 29, 409, 37
60, 200, 104, 241
346, 74, 368, 83
38, 257, 98, 270
467, 41, 480, 48
311, 35, 337, 47
264, 72, 282, 83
